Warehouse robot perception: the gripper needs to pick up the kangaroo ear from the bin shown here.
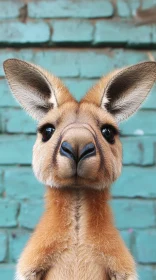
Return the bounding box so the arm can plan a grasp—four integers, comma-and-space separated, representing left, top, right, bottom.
3, 59, 74, 121
83, 61, 156, 122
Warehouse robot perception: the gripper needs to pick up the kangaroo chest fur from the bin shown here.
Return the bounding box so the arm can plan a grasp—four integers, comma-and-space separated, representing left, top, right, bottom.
45, 189, 107, 280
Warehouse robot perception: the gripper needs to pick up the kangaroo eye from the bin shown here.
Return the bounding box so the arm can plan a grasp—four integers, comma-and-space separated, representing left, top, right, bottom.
101, 125, 116, 144
41, 125, 55, 142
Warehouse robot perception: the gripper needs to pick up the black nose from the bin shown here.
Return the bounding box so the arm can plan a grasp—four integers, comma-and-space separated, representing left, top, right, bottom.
60, 141, 76, 161
60, 141, 96, 163
79, 143, 96, 162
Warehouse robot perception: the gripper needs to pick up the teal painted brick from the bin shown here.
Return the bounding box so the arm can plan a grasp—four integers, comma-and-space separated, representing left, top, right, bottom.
19, 201, 44, 229
138, 265, 156, 280
78, 51, 114, 78
0, 200, 19, 227
0, 21, 50, 44
121, 137, 154, 165
0, 168, 3, 195
120, 230, 133, 250
0, 2, 24, 19
9, 230, 30, 262
51, 20, 93, 43
0, 135, 35, 164
28, 0, 113, 18
64, 78, 96, 101
120, 111, 156, 136
0, 109, 36, 133
142, 85, 156, 109
152, 26, 156, 43
0, 79, 17, 107
0, 232, 7, 262
135, 230, 156, 263
117, 0, 131, 17
4, 167, 44, 200
113, 49, 148, 69
94, 21, 152, 45
94, 21, 129, 44
0, 265, 15, 280
113, 166, 156, 198
128, 25, 152, 46
33, 51, 79, 77
111, 199, 155, 229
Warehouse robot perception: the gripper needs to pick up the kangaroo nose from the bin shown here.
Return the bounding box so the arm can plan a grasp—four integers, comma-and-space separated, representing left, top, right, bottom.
60, 141, 96, 163
79, 143, 96, 162
60, 141, 77, 161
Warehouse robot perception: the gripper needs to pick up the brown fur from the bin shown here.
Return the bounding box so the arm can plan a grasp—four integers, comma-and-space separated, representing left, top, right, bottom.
3, 59, 156, 280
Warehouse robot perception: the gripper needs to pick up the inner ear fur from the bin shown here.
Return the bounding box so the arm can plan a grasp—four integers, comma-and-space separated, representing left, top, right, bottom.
3, 59, 74, 121
83, 61, 156, 122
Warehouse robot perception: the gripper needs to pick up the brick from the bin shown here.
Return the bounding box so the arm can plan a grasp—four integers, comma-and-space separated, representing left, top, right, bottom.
28, 0, 114, 18
0, 1, 24, 19
94, 21, 129, 45
152, 25, 156, 43
135, 230, 156, 263
142, 84, 156, 109
0, 21, 50, 44
137, 265, 156, 280
0, 265, 15, 280
51, 20, 93, 43
9, 230, 30, 262
4, 167, 44, 200
33, 51, 79, 77
19, 201, 44, 229
113, 49, 148, 69
0, 200, 19, 227
0, 232, 7, 262
0, 168, 3, 195
112, 166, 156, 198
0, 135, 35, 165
94, 21, 152, 45
128, 25, 152, 46
111, 199, 155, 229
64, 78, 96, 101
120, 230, 133, 250
0, 108, 36, 133
120, 111, 156, 136
117, 0, 131, 17
79, 51, 114, 78
0, 79, 18, 107
121, 137, 154, 165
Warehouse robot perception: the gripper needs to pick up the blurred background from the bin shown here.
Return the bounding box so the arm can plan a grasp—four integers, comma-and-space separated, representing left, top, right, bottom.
0, 0, 156, 279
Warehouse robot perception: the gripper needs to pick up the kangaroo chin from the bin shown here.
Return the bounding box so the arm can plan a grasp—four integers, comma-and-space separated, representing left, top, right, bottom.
4, 58, 156, 280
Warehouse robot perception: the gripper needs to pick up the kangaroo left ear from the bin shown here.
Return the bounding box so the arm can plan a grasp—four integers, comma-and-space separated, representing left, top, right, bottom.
83, 61, 156, 122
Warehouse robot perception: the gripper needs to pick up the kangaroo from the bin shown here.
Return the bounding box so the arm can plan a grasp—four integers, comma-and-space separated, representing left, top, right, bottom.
3, 59, 156, 280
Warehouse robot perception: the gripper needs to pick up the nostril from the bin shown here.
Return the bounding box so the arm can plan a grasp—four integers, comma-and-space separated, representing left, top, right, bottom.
60, 141, 76, 161
79, 143, 96, 162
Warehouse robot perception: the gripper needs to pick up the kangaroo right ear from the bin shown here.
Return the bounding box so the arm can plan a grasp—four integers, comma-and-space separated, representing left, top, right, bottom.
3, 59, 74, 121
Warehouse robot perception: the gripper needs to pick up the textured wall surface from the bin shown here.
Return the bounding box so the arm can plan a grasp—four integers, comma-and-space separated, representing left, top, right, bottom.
0, 0, 156, 279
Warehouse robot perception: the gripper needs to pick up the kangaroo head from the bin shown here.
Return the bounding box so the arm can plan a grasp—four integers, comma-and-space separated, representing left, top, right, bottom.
3, 59, 156, 190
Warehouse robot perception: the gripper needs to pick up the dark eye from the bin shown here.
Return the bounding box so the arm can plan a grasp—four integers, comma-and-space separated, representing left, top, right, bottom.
41, 125, 55, 142
101, 125, 116, 144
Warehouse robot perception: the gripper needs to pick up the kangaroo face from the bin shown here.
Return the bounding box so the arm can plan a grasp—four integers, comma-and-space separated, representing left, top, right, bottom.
33, 101, 122, 189
3, 59, 156, 189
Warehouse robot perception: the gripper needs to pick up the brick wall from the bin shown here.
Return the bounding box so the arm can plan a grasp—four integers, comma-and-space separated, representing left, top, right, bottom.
0, 0, 156, 279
